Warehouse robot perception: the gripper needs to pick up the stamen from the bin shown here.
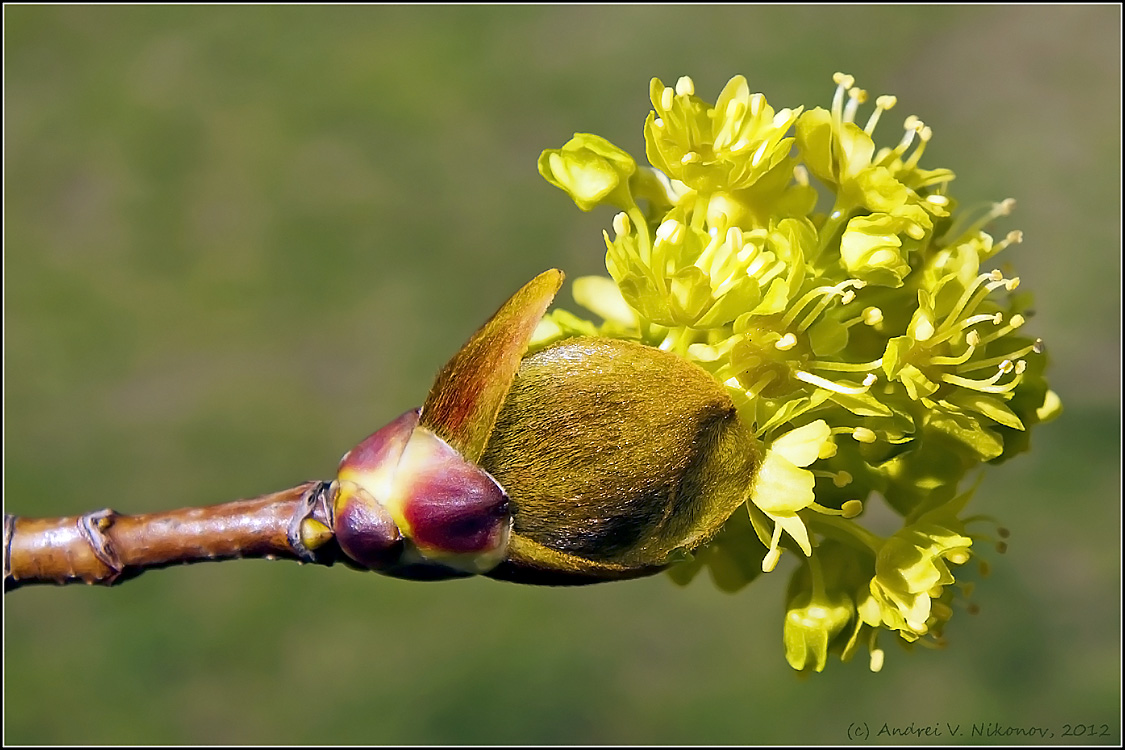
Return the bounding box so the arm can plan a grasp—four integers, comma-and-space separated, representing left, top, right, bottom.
959, 342, 1040, 373
660, 86, 674, 112
941, 363, 1025, 394
795, 370, 875, 395
793, 164, 810, 186
831, 73, 854, 124
783, 280, 866, 331
938, 272, 1005, 335
890, 116, 920, 160
969, 313, 1026, 347
929, 343, 976, 367
994, 230, 1023, 255
863, 94, 897, 135
923, 313, 998, 349
809, 357, 883, 373
843, 87, 867, 123
762, 523, 784, 572
809, 500, 854, 515
810, 469, 853, 488
863, 306, 883, 326
903, 124, 932, 171
675, 76, 695, 97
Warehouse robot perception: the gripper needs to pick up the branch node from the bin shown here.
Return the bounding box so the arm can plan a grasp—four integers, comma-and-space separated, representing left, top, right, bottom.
78, 509, 125, 583
286, 481, 337, 562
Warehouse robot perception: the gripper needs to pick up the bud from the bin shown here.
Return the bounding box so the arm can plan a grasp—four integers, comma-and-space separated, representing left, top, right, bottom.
330, 270, 761, 584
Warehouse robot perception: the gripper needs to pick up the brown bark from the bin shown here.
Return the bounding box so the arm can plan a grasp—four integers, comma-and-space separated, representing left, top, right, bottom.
4, 481, 341, 591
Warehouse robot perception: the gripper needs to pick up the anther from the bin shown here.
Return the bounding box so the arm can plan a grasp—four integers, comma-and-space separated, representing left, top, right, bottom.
869, 648, 885, 673
749, 93, 764, 117
852, 427, 876, 443
612, 212, 631, 238
751, 140, 769, 167
656, 219, 683, 243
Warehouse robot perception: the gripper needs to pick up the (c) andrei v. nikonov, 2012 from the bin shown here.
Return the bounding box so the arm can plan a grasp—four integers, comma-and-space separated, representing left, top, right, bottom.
4, 72, 1059, 675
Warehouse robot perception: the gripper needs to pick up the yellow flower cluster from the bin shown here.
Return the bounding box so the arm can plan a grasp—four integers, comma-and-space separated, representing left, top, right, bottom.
537, 73, 1059, 672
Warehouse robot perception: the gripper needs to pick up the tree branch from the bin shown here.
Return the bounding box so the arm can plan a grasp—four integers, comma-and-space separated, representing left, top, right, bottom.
4, 481, 344, 592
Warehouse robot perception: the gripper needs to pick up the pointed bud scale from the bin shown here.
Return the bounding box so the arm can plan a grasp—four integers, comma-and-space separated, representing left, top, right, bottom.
421, 269, 563, 462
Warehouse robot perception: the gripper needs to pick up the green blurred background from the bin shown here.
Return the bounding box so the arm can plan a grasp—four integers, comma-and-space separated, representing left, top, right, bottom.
4, 5, 1119, 745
